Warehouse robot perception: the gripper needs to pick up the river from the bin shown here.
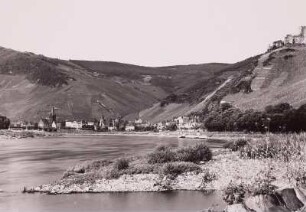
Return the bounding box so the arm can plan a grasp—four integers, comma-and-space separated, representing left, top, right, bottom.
0, 134, 226, 212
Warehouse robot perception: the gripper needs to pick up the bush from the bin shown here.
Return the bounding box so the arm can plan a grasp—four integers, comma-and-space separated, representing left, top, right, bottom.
223, 139, 248, 151
0, 115, 10, 129
148, 143, 212, 164
113, 158, 129, 170
147, 145, 176, 164
160, 162, 201, 177
104, 168, 121, 179
199, 169, 217, 188
222, 181, 246, 205
124, 164, 158, 175
248, 169, 276, 196
176, 143, 212, 163
86, 160, 112, 171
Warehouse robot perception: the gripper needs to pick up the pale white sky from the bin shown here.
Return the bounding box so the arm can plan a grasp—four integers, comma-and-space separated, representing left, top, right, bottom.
0, 0, 305, 66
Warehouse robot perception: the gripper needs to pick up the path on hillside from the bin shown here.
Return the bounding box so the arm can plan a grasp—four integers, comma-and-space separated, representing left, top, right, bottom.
187, 77, 233, 114
250, 51, 274, 91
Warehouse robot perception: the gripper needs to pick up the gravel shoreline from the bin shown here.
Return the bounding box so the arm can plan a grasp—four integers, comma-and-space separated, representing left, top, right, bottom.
23, 150, 291, 195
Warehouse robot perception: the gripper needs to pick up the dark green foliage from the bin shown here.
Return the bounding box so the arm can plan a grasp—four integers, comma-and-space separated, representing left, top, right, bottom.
223, 139, 248, 151
113, 158, 129, 170
160, 162, 201, 177
204, 102, 306, 133
200, 169, 217, 186
104, 169, 121, 179
165, 123, 177, 131
0, 54, 71, 87
0, 115, 10, 129
265, 103, 292, 114
248, 170, 276, 196
148, 143, 212, 164
160, 94, 179, 107
176, 143, 212, 163
222, 182, 246, 205
147, 145, 176, 164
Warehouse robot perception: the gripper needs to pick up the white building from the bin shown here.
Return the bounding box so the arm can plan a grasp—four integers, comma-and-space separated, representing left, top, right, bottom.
125, 124, 135, 131
65, 121, 83, 129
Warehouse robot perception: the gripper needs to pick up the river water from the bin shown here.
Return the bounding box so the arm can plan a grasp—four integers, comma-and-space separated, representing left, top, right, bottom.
0, 134, 226, 212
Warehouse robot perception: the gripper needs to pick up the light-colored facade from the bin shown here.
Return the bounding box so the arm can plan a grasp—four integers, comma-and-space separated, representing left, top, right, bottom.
125, 125, 135, 131
65, 121, 83, 129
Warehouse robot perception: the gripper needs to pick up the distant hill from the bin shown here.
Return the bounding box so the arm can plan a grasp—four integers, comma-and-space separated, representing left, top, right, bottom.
0, 46, 227, 121
2, 45, 305, 123
139, 46, 306, 123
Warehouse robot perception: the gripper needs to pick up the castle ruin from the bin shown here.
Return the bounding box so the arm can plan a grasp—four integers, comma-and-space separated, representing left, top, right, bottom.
269, 26, 306, 51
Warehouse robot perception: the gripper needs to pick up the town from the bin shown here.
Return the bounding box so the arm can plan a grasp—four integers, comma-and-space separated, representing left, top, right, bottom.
8, 107, 202, 133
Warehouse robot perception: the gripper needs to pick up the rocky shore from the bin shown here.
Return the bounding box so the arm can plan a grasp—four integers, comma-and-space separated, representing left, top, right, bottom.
25, 172, 208, 194
226, 187, 306, 212
23, 150, 294, 195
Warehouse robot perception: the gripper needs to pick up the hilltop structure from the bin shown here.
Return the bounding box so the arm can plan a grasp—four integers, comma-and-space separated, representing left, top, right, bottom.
269, 26, 306, 51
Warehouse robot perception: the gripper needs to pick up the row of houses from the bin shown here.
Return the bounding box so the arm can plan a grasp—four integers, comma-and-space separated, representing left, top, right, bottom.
154, 116, 202, 131
9, 115, 202, 132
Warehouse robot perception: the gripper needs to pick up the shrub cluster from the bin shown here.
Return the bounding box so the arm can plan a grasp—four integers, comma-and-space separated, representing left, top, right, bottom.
205, 102, 306, 133
200, 169, 217, 188
147, 145, 176, 164
113, 158, 129, 170
223, 139, 248, 151
0, 115, 10, 129
159, 162, 201, 177
248, 170, 276, 196
147, 143, 212, 164
222, 171, 276, 204
222, 181, 246, 205
64, 143, 213, 181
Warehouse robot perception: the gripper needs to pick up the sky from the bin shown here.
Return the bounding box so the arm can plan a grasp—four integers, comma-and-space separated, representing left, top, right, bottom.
0, 0, 305, 66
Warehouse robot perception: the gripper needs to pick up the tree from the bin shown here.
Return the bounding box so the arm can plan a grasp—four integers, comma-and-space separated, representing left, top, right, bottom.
0, 115, 10, 129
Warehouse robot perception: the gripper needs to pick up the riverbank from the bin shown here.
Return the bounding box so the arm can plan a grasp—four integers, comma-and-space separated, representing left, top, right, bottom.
23, 149, 295, 194
24, 133, 306, 211
0, 129, 57, 139
59, 130, 267, 145
1, 127, 268, 141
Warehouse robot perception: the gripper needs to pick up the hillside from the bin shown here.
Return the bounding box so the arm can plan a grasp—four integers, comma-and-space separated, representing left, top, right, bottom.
140, 46, 306, 123
223, 46, 306, 110
2, 45, 305, 123
139, 55, 260, 122
0, 46, 227, 121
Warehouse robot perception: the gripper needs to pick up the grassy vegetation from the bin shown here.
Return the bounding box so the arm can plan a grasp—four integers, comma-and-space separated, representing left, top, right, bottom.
221, 133, 306, 205
62, 142, 212, 184
147, 143, 212, 164
223, 138, 248, 151
0, 130, 47, 139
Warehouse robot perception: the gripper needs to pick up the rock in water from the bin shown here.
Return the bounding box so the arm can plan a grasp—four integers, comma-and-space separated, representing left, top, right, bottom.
244, 194, 283, 212
276, 188, 304, 211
